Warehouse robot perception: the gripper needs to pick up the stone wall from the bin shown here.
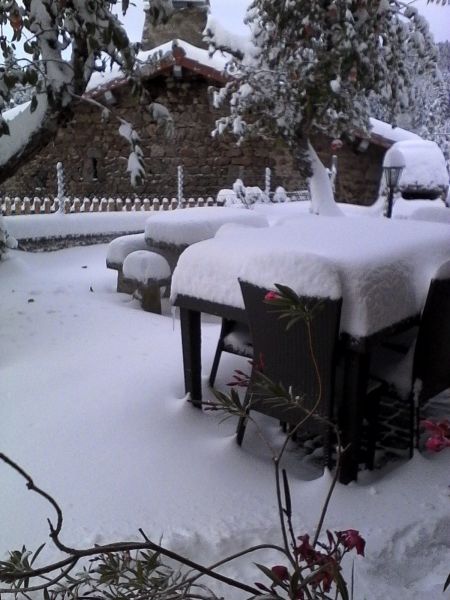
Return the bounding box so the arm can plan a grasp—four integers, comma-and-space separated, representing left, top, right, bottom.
311, 133, 385, 206
0, 73, 384, 205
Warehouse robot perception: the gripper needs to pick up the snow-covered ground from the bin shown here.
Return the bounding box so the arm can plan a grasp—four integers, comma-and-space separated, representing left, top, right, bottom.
1, 245, 450, 599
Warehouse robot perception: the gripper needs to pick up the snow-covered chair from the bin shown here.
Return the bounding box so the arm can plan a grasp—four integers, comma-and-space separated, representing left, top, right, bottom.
371, 260, 450, 453
235, 279, 343, 468
122, 250, 171, 314
106, 233, 149, 293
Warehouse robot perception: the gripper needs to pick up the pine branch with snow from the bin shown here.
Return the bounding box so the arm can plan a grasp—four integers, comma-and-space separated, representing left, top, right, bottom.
206, 0, 439, 214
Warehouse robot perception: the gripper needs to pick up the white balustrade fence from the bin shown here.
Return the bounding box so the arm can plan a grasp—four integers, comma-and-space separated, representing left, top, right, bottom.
1, 189, 310, 216
0, 196, 221, 216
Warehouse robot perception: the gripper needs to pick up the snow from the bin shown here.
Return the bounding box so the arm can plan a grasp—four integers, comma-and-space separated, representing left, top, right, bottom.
4, 212, 151, 241
383, 140, 449, 192
122, 250, 171, 283
1, 244, 450, 600
106, 233, 148, 266
144, 206, 268, 246
369, 117, 422, 144
84, 39, 230, 95
239, 251, 342, 300
0, 95, 49, 168
396, 203, 450, 223
171, 215, 450, 338
307, 142, 343, 217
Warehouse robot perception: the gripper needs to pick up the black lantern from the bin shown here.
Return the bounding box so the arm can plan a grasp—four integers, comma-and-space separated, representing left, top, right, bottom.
382, 147, 405, 218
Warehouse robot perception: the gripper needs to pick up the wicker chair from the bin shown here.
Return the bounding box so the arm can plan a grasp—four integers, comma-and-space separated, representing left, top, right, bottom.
236, 280, 343, 468
209, 319, 253, 387
371, 260, 450, 453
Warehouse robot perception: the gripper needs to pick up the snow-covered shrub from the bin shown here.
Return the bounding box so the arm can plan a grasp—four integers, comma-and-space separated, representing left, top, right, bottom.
244, 186, 269, 205
0, 215, 17, 259
216, 188, 238, 206
272, 186, 288, 203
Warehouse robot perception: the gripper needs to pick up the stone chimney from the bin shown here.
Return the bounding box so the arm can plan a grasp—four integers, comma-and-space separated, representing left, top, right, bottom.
141, 0, 210, 51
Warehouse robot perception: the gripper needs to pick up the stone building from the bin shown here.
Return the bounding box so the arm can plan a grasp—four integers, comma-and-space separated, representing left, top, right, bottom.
0, 0, 418, 204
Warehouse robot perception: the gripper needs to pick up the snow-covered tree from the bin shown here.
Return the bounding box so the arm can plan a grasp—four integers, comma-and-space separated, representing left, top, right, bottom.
206, 0, 438, 214
0, 0, 137, 186
371, 41, 450, 168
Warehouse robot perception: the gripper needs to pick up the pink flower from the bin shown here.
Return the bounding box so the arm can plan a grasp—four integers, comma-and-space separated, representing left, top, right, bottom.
422, 420, 450, 453
330, 138, 343, 151
264, 290, 281, 302
336, 529, 365, 556
425, 435, 450, 453
271, 565, 289, 581
296, 534, 318, 565
422, 419, 450, 437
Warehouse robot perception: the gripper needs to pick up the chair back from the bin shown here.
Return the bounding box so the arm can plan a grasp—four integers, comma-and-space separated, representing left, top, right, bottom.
238, 280, 342, 434
413, 261, 450, 403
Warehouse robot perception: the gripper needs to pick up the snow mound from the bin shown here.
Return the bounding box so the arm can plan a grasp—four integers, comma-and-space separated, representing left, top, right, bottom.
384, 140, 449, 195
106, 233, 148, 266
145, 206, 268, 247
123, 250, 171, 283
238, 251, 342, 300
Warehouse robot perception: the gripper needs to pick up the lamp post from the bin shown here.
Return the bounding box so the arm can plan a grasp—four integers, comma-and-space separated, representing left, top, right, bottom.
382, 147, 405, 218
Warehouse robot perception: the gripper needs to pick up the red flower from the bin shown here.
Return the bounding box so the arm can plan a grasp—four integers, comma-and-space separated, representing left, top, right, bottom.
425, 435, 450, 453
271, 565, 289, 581
336, 529, 365, 556
330, 138, 343, 152
311, 556, 338, 593
422, 420, 450, 453
296, 534, 318, 565
264, 290, 281, 302
422, 419, 450, 437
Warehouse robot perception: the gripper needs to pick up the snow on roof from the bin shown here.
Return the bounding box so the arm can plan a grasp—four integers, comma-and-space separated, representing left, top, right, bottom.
369, 117, 422, 147
86, 39, 230, 96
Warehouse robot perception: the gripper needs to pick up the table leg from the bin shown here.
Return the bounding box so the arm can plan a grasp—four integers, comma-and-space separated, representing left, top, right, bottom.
338, 350, 370, 484
179, 307, 202, 408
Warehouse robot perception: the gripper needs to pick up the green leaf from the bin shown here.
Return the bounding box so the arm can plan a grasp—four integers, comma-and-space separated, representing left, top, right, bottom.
30, 543, 45, 566
282, 469, 291, 518
0, 120, 10, 136
254, 562, 285, 587
27, 69, 38, 86
444, 573, 450, 591
30, 95, 38, 113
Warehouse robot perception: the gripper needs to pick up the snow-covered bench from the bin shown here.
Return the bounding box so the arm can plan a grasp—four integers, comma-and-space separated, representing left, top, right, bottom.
122, 251, 171, 314
106, 233, 149, 293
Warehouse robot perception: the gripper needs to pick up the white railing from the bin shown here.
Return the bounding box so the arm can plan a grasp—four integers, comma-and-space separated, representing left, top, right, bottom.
1, 190, 310, 216
0, 196, 220, 216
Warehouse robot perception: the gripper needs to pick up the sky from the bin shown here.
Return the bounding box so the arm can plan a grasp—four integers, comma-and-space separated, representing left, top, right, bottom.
122, 0, 449, 44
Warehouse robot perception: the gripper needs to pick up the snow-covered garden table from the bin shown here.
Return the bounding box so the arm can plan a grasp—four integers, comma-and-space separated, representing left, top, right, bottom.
171, 215, 450, 483
144, 206, 268, 250
143, 206, 268, 276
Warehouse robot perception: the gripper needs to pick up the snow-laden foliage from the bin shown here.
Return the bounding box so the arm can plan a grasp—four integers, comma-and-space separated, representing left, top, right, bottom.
0, 0, 137, 183
371, 41, 450, 171
206, 0, 438, 211
119, 121, 145, 187
0, 215, 17, 259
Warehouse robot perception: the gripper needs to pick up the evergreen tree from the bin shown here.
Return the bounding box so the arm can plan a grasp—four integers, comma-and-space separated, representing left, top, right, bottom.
207, 0, 439, 213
